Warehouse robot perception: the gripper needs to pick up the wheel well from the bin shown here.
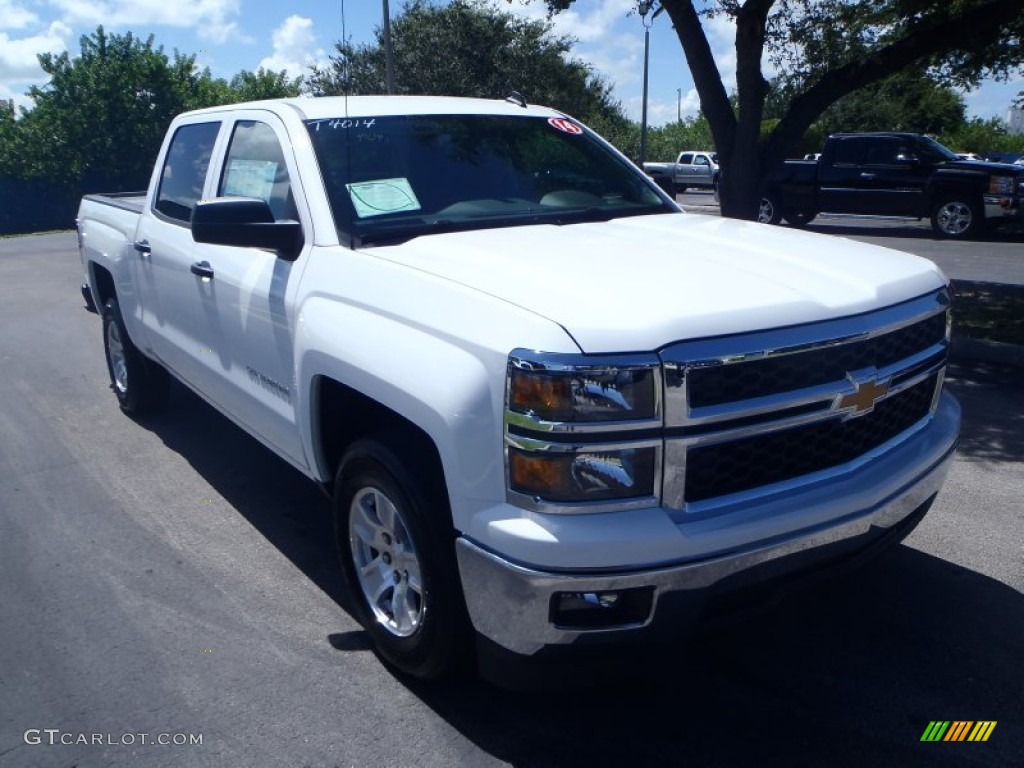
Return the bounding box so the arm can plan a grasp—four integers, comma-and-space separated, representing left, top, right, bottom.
90, 263, 116, 307
315, 377, 447, 497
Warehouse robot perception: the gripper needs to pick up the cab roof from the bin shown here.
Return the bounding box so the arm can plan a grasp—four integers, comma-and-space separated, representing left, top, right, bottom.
183, 95, 565, 121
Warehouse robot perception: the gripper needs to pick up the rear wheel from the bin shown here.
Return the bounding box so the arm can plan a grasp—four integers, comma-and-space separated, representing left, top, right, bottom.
334, 436, 468, 680
102, 298, 168, 415
758, 194, 783, 225
931, 197, 982, 239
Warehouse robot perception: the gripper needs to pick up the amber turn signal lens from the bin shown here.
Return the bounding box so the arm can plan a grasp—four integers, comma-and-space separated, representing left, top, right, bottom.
509, 370, 573, 422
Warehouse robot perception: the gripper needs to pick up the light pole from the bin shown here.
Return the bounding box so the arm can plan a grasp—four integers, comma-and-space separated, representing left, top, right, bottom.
382, 0, 395, 94
638, 2, 663, 166
677, 87, 681, 123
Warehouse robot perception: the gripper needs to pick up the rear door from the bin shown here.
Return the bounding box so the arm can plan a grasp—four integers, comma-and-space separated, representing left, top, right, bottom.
817, 137, 868, 213
134, 118, 224, 386
676, 153, 694, 184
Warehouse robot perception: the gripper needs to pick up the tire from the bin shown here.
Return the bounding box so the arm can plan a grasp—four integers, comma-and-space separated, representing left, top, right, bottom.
333, 436, 468, 680
101, 298, 169, 415
758, 193, 783, 225
783, 210, 817, 227
713, 179, 720, 204
931, 196, 982, 239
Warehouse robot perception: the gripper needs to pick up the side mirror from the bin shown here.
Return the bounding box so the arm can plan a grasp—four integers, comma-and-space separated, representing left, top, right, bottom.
191, 197, 303, 261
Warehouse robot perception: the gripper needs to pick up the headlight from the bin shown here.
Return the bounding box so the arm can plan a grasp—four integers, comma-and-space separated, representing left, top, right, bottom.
508, 445, 657, 503
989, 175, 1015, 194
505, 351, 662, 511
508, 356, 659, 424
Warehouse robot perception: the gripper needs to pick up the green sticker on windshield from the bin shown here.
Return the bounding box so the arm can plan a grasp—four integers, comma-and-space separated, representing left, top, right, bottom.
346, 178, 421, 218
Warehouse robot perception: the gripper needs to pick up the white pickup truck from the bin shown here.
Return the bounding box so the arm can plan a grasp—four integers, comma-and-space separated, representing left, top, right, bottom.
78, 96, 960, 680
643, 150, 720, 195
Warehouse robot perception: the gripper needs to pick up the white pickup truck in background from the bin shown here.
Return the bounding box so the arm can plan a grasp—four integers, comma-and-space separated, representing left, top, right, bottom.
78, 96, 960, 680
643, 150, 720, 195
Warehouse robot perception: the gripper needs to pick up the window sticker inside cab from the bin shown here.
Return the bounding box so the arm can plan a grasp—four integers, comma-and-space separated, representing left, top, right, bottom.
346, 178, 421, 218
222, 159, 278, 200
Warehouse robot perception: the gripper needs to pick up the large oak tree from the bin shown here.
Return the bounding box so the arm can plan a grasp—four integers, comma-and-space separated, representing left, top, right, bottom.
310, 0, 629, 131
542, 0, 1024, 219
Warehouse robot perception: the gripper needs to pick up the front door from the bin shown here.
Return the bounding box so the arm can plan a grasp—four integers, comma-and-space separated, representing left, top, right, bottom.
186, 115, 310, 466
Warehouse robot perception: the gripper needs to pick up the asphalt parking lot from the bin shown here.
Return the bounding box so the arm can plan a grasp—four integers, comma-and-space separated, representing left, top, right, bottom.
0, 232, 1021, 767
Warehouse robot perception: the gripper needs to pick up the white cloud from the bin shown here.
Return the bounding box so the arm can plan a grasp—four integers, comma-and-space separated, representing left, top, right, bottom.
258, 15, 323, 79
48, 0, 244, 43
0, 21, 72, 82
0, 0, 38, 30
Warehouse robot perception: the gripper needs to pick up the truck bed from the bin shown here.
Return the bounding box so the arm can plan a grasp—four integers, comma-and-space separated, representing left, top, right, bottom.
81, 192, 146, 214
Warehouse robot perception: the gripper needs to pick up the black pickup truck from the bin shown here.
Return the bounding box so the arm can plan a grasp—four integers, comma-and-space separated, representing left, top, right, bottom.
761, 132, 1024, 238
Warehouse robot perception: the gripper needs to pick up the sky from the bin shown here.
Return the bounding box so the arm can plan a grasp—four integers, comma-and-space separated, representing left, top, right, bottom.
1, 0, 1021, 129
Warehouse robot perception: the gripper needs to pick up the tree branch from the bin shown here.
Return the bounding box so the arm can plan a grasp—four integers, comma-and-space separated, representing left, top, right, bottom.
766, 0, 1024, 165
661, 0, 737, 158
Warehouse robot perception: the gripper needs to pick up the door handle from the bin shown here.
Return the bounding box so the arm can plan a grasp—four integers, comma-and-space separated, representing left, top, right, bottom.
190, 261, 214, 280
133, 239, 151, 255
859, 172, 876, 179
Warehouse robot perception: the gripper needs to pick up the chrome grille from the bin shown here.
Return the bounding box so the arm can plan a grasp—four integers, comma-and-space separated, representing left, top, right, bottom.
684, 374, 937, 503
660, 289, 950, 510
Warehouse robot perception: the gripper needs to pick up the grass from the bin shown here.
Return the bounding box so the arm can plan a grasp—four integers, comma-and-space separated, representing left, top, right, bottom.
951, 280, 1024, 346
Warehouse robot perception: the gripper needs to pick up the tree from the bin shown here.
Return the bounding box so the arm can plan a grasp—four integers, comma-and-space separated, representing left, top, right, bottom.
542, 0, 1024, 219
310, 0, 627, 129
10, 27, 233, 192
230, 68, 304, 101
815, 69, 966, 137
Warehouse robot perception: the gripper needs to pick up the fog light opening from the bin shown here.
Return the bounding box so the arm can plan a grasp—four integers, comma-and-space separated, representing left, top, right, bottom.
550, 587, 654, 630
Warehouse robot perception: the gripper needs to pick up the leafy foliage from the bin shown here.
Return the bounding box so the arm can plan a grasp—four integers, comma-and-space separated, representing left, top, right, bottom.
543, 0, 1024, 218
229, 68, 303, 102
0, 27, 302, 194
309, 0, 627, 128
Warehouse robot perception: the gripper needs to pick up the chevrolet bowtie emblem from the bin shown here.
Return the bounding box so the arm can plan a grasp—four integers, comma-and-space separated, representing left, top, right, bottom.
838, 374, 890, 417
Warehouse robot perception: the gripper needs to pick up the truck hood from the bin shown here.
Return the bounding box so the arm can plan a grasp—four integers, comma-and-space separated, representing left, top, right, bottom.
940, 159, 1024, 176
367, 213, 946, 352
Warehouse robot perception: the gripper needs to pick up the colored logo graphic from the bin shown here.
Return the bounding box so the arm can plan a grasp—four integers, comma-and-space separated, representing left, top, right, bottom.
920, 721, 996, 742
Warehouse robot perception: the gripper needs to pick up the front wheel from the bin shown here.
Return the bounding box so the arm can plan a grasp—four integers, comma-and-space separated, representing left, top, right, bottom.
334, 437, 468, 680
931, 197, 982, 239
102, 298, 168, 415
783, 210, 817, 227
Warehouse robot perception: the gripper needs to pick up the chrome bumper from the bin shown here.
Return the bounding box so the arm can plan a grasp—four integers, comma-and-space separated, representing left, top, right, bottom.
457, 421, 957, 657
983, 195, 1023, 221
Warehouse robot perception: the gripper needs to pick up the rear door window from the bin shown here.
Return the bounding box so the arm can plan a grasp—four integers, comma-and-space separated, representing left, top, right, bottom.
154, 122, 221, 223
831, 138, 866, 166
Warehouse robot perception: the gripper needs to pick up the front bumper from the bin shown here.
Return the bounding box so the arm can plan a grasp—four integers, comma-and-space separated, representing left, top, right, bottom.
983, 194, 1024, 224
457, 394, 959, 657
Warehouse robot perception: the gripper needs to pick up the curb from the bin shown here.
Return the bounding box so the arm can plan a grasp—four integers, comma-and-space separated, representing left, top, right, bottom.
949, 336, 1024, 369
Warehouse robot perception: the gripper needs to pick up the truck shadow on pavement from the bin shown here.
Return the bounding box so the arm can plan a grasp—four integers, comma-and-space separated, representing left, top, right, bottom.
945, 361, 1024, 463
131, 370, 1021, 768
408, 549, 1023, 767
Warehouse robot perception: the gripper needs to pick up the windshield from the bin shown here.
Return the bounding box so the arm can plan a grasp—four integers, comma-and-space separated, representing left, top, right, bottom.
919, 136, 958, 163
305, 114, 675, 245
